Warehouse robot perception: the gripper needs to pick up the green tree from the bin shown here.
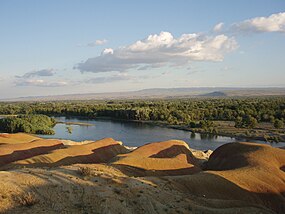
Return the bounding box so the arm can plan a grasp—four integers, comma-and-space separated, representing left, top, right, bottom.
235, 116, 243, 128
274, 119, 284, 129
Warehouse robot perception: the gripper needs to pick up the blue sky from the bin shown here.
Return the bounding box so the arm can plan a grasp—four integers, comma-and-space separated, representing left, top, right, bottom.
0, 0, 284, 98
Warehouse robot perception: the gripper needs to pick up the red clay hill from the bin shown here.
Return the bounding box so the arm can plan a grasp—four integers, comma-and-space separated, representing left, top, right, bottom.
113, 140, 201, 176
0, 133, 284, 213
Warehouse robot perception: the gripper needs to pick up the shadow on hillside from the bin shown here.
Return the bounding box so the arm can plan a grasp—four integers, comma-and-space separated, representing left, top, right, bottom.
0, 144, 64, 168
113, 164, 200, 177
52, 144, 127, 166
2, 167, 284, 214
6, 144, 127, 169
204, 142, 263, 171
113, 144, 202, 177
170, 172, 285, 214
149, 145, 198, 164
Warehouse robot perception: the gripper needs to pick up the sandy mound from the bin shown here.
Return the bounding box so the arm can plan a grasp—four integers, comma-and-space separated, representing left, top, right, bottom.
0, 134, 283, 213
0, 164, 274, 214
171, 142, 285, 213
0, 139, 64, 168
0, 133, 40, 145
8, 138, 129, 168
113, 140, 201, 176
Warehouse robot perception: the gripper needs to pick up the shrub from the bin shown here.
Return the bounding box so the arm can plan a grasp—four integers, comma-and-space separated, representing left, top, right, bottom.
274, 119, 284, 129
78, 167, 92, 176
17, 192, 39, 207
235, 115, 257, 128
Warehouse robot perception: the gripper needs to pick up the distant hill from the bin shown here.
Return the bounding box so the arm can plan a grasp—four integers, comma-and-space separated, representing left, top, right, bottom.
1, 87, 285, 101
200, 91, 227, 97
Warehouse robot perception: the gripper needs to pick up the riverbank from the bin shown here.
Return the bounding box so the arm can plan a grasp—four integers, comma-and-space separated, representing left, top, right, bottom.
1, 114, 284, 144
56, 121, 94, 126
95, 116, 285, 143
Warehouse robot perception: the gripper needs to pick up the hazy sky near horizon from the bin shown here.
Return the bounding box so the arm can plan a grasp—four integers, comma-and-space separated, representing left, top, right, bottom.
0, 0, 285, 98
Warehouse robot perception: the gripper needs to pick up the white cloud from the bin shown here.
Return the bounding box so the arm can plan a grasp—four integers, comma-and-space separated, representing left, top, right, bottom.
102, 48, 114, 55
232, 12, 285, 33
14, 68, 66, 87
15, 79, 68, 87
76, 31, 238, 73
87, 39, 108, 47
16, 69, 55, 78
213, 22, 224, 32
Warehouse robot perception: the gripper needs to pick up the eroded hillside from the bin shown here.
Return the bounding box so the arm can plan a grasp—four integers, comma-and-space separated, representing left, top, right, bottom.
0, 133, 284, 213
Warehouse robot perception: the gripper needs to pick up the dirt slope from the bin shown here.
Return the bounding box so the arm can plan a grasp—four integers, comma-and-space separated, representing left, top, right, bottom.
0, 164, 275, 214
0, 139, 64, 168
0, 134, 284, 213
8, 138, 129, 168
0, 133, 40, 145
113, 140, 201, 176
171, 142, 285, 213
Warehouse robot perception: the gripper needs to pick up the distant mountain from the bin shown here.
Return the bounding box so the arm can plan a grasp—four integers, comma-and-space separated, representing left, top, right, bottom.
1, 87, 285, 101
200, 91, 227, 97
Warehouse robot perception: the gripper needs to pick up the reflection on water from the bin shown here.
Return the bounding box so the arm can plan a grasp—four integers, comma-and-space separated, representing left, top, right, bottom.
39, 117, 283, 151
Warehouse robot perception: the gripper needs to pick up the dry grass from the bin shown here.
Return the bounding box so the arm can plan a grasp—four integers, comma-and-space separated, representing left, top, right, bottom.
16, 192, 39, 207
78, 166, 93, 176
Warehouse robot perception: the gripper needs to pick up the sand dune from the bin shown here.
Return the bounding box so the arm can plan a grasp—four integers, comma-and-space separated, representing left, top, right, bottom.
8, 138, 129, 168
112, 140, 201, 176
0, 139, 63, 168
0, 134, 284, 213
171, 142, 285, 213
0, 133, 40, 144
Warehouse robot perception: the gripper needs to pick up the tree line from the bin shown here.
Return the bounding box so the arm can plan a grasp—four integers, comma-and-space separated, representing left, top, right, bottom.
0, 97, 284, 129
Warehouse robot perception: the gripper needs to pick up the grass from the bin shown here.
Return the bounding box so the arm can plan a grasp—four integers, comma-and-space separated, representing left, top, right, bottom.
16, 192, 39, 207
78, 166, 93, 176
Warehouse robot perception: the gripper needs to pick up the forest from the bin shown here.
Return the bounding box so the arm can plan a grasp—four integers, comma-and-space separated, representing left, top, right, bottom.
0, 97, 284, 141
0, 98, 284, 126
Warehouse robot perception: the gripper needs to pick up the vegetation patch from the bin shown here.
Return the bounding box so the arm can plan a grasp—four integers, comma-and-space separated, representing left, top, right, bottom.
16, 192, 39, 207
0, 114, 56, 135
78, 166, 93, 177
0, 98, 284, 141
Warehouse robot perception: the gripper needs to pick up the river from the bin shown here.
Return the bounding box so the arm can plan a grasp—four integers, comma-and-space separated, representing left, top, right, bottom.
37, 116, 284, 151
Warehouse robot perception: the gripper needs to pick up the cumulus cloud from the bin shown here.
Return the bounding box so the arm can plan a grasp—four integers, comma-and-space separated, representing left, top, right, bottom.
15, 79, 68, 87
87, 39, 108, 47
75, 31, 238, 73
232, 12, 285, 33
14, 68, 67, 87
213, 22, 224, 32
16, 69, 55, 78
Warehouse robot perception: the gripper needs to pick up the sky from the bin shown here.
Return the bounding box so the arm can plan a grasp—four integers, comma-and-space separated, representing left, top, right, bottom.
0, 0, 284, 99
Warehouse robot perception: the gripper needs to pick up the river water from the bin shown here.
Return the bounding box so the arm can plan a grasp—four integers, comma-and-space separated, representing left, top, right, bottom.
37, 116, 284, 151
